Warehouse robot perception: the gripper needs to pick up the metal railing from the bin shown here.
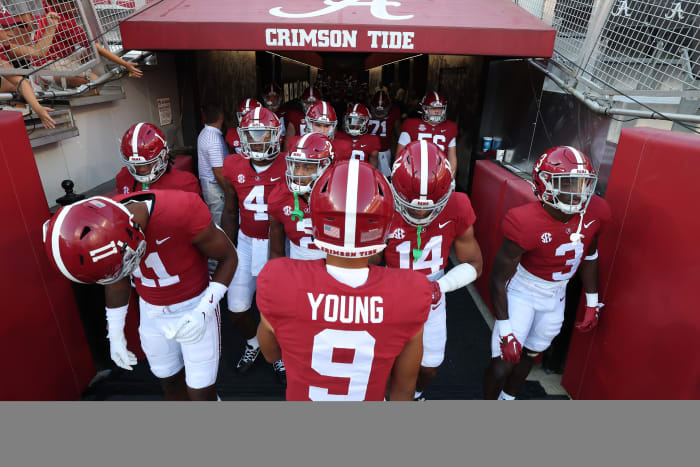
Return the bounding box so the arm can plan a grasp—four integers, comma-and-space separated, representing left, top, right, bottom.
89, 0, 159, 53
0, 0, 99, 76
515, 0, 699, 93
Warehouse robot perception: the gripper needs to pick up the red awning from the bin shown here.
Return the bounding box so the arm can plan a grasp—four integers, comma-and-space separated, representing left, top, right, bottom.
121, 0, 555, 59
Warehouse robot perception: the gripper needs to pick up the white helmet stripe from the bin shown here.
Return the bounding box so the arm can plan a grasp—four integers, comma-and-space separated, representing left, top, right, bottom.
344, 159, 360, 249
378, 93, 383, 106
309, 88, 315, 99
253, 106, 261, 120
433, 91, 439, 104
131, 122, 145, 156
566, 146, 584, 164
419, 139, 428, 201
322, 101, 328, 116
353, 104, 359, 113
297, 132, 313, 149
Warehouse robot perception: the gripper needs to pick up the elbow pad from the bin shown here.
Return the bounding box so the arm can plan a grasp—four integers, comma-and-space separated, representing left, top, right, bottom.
436, 263, 478, 294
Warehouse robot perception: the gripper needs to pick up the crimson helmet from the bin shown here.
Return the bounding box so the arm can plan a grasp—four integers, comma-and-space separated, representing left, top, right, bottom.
286, 132, 335, 195
301, 86, 323, 113
344, 103, 371, 137
391, 140, 453, 227
120, 123, 169, 184
305, 101, 337, 139
237, 98, 262, 124
262, 83, 283, 112
311, 159, 394, 258
370, 90, 391, 119
43, 196, 146, 285
532, 146, 598, 214
420, 92, 447, 124
238, 107, 282, 161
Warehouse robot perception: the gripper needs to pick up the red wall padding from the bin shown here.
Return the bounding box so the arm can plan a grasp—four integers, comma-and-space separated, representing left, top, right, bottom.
562, 128, 700, 399
470, 160, 536, 312
0, 112, 94, 400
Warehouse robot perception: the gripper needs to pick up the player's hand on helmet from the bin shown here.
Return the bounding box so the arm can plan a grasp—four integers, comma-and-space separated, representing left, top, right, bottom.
109, 333, 137, 371
576, 303, 603, 332
497, 320, 522, 363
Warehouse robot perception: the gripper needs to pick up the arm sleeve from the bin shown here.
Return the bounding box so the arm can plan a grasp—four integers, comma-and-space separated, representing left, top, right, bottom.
398, 132, 411, 146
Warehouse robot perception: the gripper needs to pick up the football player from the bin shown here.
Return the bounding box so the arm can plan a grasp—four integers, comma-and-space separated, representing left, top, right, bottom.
43, 191, 238, 401
268, 132, 334, 262
367, 90, 402, 177
225, 98, 262, 154
256, 159, 437, 401
220, 107, 287, 382
383, 140, 483, 400
116, 123, 200, 195
483, 146, 610, 400
396, 92, 458, 178
283, 86, 322, 151
333, 103, 380, 168
261, 82, 287, 141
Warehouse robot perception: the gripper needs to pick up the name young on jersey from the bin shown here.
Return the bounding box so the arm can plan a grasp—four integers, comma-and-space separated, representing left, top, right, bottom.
308, 293, 383, 324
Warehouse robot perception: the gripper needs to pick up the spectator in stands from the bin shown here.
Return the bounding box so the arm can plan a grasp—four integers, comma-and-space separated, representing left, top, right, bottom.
0, 2, 60, 67
1, 53, 56, 128
197, 102, 229, 228
33, 0, 142, 89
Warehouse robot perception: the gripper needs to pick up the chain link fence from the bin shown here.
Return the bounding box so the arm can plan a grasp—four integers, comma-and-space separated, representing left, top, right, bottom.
515, 0, 699, 93
90, 0, 159, 53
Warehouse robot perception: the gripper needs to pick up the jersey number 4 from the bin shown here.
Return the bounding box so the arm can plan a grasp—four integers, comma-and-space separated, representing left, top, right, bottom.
243, 185, 268, 221
309, 329, 376, 401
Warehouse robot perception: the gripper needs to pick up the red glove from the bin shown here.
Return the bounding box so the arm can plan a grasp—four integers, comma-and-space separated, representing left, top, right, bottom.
497, 320, 522, 363
430, 281, 442, 306
576, 304, 603, 332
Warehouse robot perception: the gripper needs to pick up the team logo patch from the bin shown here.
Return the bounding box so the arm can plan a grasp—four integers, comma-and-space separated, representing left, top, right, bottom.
541, 232, 552, 243
237, 174, 245, 184
392, 228, 405, 240
283, 205, 292, 216
233, 140, 240, 147
255, 176, 260, 181
418, 124, 426, 131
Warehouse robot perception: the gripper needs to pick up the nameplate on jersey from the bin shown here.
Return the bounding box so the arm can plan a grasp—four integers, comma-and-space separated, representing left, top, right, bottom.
308, 293, 383, 324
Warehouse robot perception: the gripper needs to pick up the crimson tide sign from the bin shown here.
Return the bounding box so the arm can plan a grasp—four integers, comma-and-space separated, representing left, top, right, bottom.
122, 0, 555, 58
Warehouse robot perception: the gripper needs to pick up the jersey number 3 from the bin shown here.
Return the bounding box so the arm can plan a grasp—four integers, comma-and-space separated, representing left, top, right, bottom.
309, 329, 376, 401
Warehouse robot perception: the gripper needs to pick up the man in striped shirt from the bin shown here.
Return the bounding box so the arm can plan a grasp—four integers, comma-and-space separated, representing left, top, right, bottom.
197, 102, 229, 227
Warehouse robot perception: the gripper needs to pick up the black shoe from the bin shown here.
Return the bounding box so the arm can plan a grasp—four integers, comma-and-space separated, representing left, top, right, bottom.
236, 344, 260, 374
414, 393, 426, 401
273, 359, 286, 387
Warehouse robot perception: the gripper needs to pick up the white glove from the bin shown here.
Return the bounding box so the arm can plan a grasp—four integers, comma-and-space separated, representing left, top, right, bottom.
109, 333, 137, 370
106, 305, 137, 370
164, 282, 227, 345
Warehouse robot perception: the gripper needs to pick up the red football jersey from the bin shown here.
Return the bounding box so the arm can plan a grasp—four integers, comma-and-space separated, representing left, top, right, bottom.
224, 128, 243, 154
385, 192, 476, 277
333, 132, 381, 163
257, 259, 432, 401
115, 167, 201, 196
222, 155, 286, 239
399, 118, 458, 153
502, 195, 611, 282
369, 105, 401, 151
114, 190, 211, 306
286, 109, 307, 136
268, 183, 318, 251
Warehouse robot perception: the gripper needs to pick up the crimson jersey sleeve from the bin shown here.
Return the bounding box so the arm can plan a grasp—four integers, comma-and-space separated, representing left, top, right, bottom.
184, 193, 213, 238
115, 167, 134, 195
502, 206, 539, 251
453, 192, 476, 236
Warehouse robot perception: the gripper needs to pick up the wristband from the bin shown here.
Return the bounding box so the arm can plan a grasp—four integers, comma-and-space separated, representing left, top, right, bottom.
585, 293, 599, 308
105, 305, 129, 338
496, 319, 512, 337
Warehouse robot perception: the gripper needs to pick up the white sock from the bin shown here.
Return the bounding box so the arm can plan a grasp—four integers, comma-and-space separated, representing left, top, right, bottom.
216, 394, 221, 402
247, 336, 259, 348
414, 391, 423, 399
498, 390, 516, 400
